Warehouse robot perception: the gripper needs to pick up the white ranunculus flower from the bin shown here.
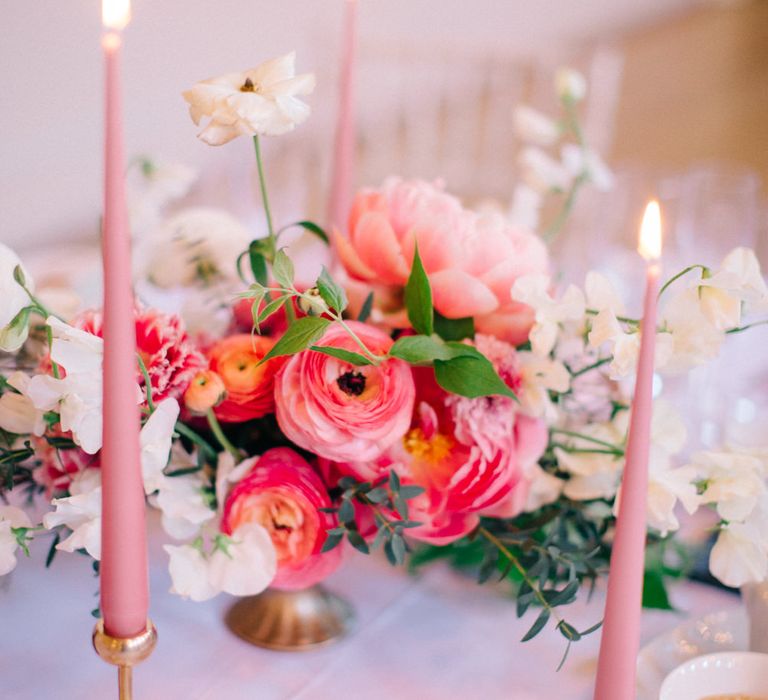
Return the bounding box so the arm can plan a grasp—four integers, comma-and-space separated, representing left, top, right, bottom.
709, 520, 768, 588
182, 52, 316, 145
0, 505, 33, 576
513, 106, 560, 146
207, 524, 277, 597
0, 243, 34, 352
0, 372, 46, 436
518, 147, 573, 194
555, 67, 587, 102
138, 207, 253, 289
43, 469, 102, 560
164, 544, 219, 602
512, 275, 585, 356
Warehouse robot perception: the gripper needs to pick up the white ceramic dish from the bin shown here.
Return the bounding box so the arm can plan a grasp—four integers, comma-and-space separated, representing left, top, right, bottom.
636, 609, 749, 699
659, 651, 768, 699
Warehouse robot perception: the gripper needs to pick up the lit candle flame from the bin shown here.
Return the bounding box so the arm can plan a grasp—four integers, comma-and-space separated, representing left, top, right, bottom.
638, 200, 662, 261
102, 0, 131, 30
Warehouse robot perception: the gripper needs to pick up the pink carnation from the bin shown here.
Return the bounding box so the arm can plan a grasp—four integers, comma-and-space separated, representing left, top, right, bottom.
221, 448, 342, 590
78, 308, 204, 402
274, 322, 415, 462
335, 178, 549, 343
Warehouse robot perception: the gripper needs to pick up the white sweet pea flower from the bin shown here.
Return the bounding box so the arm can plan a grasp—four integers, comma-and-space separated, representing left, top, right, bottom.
555, 67, 587, 102
697, 247, 768, 329
182, 52, 316, 145
508, 184, 543, 231
689, 448, 766, 522
0, 243, 34, 352
153, 473, 215, 540
164, 543, 218, 602
523, 465, 564, 512
0, 372, 46, 436
517, 351, 571, 420
710, 519, 768, 588
43, 469, 102, 560
164, 523, 276, 601
513, 106, 560, 146
512, 275, 585, 356
0, 506, 33, 576
518, 147, 573, 194
128, 158, 198, 235
561, 144, 614, 191
141, 399, 181, 494
660, 288, 725, 373
207, 523, 277, 597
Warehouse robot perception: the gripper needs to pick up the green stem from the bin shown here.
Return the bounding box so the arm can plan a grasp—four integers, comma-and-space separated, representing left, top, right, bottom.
585, 308, 640, 326
336, 317, 384, 364
253, 135, 275, 254
550, 428, 623, 451
136, 354, 155, 412
284, 296, 296, 323
658, 264, 709, 299
568, 357, 610, 379
552, 443, 624, 457
46, 326, 60, 379
206, 409, 240, 460
544, 173, 587, 243
173, 421, 217, 460
727, 319, 768, 335
478, 526, 563, 624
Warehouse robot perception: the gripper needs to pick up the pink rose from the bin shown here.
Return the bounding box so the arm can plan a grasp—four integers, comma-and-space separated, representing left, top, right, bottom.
335, 178, 548, 344
274, 321, 415, 462
221, 448, 342, 590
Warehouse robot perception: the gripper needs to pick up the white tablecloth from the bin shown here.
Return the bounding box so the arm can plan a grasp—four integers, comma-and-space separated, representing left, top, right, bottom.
1, 512, 738, 700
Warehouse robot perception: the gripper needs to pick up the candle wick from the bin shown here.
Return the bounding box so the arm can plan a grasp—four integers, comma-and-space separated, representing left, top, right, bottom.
241, 77, 257, 93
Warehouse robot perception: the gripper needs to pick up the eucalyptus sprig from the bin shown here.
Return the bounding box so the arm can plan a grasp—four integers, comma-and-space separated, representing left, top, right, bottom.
321, 473, 425, 566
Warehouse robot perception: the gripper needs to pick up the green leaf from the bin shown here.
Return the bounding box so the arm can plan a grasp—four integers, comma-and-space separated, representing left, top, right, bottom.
309, 346, 373, 366
642, 569, 674, 610
390, 533, 406, 565
272, 248, 295, 288
434, 311, 474, 341
404, 243, 433, 336
389, 335, 453, 365
316, 266, 348, 313
256, 295, 286, 327
290, 220, 329, 245
321, 533, 343, 553
366, 487, 389, 504
259, 317, 330, 364
357, 292, 374, 322
398, 485, 425, 500
45, 531, 60, 568
544, 580, 579, 607
338, 499, 355, 523
521, 608, 550, 642
477, 551, 500, 584
433, 354, 516, 399
557, 620, 582, 642
346, 529, 370, 555
389, 469, 401, 492
248, 243, 269, 286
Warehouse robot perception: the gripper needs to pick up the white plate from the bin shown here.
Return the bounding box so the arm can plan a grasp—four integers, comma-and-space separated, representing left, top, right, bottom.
636, 609, 749, 700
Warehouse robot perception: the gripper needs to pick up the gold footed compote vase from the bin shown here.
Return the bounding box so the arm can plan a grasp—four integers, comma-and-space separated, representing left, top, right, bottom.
225, 585, 355, 651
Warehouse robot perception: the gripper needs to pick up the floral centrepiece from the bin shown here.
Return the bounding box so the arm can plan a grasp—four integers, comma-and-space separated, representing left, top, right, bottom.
2, 54, 768, 664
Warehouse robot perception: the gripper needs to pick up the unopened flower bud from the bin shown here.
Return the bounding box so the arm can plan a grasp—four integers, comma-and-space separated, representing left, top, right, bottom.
555, 68, 587, 102
297, 288, 329, 316
184, 370, 227, 414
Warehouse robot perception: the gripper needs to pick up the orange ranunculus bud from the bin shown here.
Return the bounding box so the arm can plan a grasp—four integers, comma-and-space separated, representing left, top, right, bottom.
183, 370, 227, 414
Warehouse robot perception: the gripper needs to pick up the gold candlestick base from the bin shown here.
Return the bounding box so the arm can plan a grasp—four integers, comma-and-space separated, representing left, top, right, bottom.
92, 619, 157, 700
225, 585, 354, 651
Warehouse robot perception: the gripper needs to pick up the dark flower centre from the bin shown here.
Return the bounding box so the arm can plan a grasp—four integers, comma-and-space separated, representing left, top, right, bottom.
337, 371, 366, 396
240, 77, 257, 92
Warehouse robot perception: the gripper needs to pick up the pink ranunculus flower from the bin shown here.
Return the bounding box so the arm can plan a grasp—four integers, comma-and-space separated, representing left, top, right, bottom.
77, 308, 205, 403
274, 321, 415, 462
221, 448, 342, 590
335, 178, 549, 344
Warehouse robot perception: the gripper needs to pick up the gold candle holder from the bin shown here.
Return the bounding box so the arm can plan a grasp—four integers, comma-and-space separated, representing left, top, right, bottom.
225, 585, 354, 651
92, 619, 157, 700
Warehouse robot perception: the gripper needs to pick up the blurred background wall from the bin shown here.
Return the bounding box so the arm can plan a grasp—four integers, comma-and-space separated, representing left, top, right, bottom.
0, 0, 765, 254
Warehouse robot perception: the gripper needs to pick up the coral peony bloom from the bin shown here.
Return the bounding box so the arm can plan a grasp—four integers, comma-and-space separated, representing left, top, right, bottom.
208, 334, 283, 422
221, 448, 341, 590
77, 308, 205, 403
32, 426, 100, 497
335, 178, 549, 344
275, 322, 415, 462
183, 370, 227, 414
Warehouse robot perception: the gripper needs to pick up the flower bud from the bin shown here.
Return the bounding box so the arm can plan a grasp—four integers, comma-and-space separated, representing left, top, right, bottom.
297, 288, 329, 317
555, 68, 587, 102
184, 370, 227, 414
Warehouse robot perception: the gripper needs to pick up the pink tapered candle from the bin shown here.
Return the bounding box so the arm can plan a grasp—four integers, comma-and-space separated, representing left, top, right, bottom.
100, 0, 149, 639
593, 201, 663, 700
327, 0, 358, 231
